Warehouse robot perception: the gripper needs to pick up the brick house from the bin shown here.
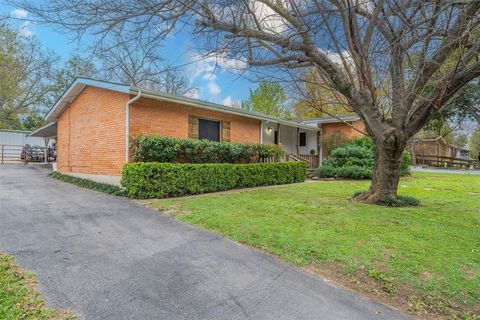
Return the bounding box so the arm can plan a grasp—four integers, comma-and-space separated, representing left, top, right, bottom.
300, 115, 366, 139
31, 78, 365, 183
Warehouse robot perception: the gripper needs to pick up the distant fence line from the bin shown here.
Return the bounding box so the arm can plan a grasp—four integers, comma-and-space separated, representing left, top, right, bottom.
415, 154, 480, 169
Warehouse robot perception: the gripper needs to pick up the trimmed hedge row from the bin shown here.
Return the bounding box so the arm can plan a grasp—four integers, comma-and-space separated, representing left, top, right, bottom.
121, 162, 307, 199
49, 172, 125, 196
131, 136, 284, 163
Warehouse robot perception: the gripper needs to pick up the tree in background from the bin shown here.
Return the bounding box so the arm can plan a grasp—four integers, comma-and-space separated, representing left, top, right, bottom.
0, 23, 56, 129
48, 55, 97, 106
469, 130, 480, 159
243, 83, 291, 119
293, 68, 353, 119
95, 30, 195, 96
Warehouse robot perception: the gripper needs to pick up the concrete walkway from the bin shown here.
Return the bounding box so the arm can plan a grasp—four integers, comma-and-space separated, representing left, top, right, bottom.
411, 166, 480, 175
0, 164, 409, 320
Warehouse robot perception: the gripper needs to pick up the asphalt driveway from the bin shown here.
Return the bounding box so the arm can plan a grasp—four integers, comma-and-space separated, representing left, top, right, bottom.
0, 165, 409, 320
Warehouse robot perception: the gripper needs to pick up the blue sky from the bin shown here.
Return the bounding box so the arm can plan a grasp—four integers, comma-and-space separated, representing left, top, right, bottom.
4, 5, 257, 106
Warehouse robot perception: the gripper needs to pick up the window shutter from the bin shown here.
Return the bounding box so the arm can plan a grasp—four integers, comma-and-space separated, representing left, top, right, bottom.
188, 116, 199, 139
221, 121, 230, 142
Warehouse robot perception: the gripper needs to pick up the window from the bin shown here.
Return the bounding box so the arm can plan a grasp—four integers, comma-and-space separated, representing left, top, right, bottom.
274, 130, 279, 144
299, 132, 307, 147
199, 119, 220, 141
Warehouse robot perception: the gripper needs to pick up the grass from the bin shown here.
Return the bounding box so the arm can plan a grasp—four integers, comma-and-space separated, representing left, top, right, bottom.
151, 172, 480, 319
0, 253, 74, 320
49, 172, 124, 196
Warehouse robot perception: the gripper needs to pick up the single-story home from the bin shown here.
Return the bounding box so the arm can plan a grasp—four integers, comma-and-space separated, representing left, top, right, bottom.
30, 78, 365, 184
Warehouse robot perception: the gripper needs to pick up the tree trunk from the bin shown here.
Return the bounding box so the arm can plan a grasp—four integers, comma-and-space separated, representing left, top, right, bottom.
355, 134, 406, 204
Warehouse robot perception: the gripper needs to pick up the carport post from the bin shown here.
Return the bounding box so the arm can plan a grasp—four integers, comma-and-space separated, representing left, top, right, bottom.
43, 138, 49, 164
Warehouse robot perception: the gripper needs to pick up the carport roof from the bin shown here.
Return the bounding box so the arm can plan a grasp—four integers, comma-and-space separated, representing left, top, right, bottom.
29, 122, 57, 138
45, 77, 319, 131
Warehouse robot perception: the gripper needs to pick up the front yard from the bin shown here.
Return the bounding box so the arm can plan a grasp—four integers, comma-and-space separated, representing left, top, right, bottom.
151, 172, 480, 319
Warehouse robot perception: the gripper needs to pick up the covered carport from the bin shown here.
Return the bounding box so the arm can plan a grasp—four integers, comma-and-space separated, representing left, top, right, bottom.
29, 122, 57, 164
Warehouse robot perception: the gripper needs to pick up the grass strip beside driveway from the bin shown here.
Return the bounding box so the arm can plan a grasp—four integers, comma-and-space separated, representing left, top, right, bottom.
0, 252, 74, 320
151, 172, 480, 319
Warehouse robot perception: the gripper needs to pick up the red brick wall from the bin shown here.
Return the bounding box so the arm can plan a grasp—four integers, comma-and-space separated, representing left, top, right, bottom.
57, 86, 129, 175
57, 90, 262, 175
322, 120, 365, 139
130, 97, 261, 143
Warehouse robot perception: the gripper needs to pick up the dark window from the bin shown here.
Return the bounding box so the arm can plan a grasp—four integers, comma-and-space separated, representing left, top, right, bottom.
274, 130, 279, 144
199, 119, 220, 141
299, 132, 307, 147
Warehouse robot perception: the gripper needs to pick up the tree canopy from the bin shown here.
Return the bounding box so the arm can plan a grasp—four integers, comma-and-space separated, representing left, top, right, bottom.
243, 82, 291, 119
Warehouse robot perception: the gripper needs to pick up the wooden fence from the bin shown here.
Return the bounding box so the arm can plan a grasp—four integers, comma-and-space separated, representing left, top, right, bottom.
415, 154, 480, 169
0, 145, 26, 164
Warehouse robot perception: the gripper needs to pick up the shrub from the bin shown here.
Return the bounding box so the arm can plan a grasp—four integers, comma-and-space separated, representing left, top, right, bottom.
49, 172, 125, 196
321, 131, 350, 156
131, 136, 284, 164
316, 136, 410, 179
121, 162, 306, 199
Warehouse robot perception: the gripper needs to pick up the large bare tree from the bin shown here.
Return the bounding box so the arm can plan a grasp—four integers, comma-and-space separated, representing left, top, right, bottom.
12, 0, 480, 202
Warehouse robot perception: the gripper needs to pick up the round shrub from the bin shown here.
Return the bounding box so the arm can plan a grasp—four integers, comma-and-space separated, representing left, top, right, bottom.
315, 137, 410, 179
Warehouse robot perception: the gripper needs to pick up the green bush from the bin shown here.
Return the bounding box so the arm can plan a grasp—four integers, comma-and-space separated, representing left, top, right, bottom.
49, 172, 125, 196
121, 162, 306, 199
131, 136, 284, 164
321, 131, 350, 156
316, 137, 410, 179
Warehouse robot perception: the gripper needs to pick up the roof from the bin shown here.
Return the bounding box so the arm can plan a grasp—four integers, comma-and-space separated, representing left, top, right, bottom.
413, 136, 447, 145
46, 77, 319, 131
29, 122, 57, 138
413, 136, 471, 151
0, 129, 31, 134
299, 115, 360, 125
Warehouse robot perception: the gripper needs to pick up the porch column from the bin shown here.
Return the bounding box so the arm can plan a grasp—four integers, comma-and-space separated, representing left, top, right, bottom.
277, 123, 281, 145
317, 124, 323, 165
296, 127, 300, 156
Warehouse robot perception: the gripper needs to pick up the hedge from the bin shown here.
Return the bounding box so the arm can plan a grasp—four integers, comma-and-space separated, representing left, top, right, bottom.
49, 172, 125, 196
131, 136, 284, 163
121, 162, 306, 199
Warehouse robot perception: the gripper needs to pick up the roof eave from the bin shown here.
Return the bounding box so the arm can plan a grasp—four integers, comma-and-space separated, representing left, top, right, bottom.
130, 88, 319, 131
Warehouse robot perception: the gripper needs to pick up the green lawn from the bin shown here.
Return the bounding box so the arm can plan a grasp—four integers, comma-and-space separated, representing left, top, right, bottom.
0, 253, 74, 320
152, 172, 480, 318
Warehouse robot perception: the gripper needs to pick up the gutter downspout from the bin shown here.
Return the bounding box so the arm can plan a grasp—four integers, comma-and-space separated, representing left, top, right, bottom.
125, 90, 142, 163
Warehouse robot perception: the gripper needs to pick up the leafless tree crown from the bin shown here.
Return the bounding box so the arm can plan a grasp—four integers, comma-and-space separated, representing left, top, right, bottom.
11, 0, 480, 140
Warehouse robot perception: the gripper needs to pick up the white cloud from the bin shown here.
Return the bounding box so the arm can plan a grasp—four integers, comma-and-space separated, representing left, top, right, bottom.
222, 96, 241, 107
19, 21, 34, 37
10, 9, 33, 37
185, 88, 200, 99
208, 82, 221, 96
320, 49, 354, 68
222, 96, 234, 106
188, 51, 248, 83
248, 1, 289, 34
11, 8, 28, 19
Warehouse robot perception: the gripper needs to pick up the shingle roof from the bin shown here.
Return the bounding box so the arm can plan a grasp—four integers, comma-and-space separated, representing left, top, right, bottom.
46, 77, 319, 131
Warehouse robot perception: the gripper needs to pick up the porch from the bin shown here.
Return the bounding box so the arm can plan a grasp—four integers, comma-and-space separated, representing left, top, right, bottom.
260, 121, 321, 168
